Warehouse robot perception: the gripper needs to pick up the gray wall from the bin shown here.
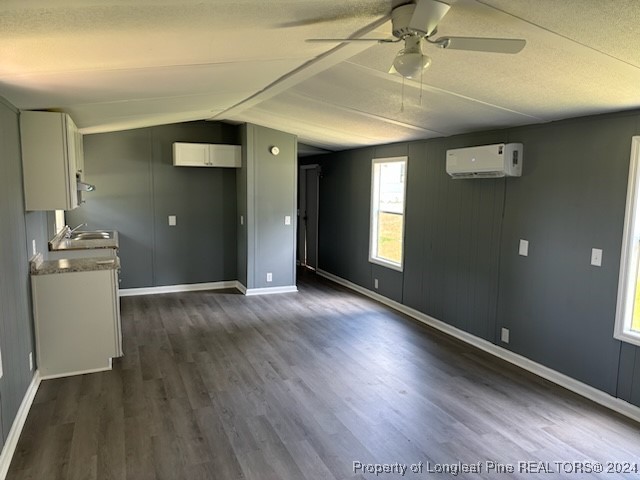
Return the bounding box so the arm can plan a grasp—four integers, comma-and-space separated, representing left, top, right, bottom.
67, 121, 239, 289
0, 98, 39, 445
498, 114, 636, 397
239, 124, 297, 290
308, 110, 640, 407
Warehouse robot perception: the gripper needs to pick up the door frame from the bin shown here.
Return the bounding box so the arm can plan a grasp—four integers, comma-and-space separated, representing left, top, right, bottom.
299, 164, 320, 270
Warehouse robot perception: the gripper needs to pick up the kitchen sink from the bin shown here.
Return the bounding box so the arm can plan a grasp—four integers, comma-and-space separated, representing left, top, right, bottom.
68, 231, 115, 241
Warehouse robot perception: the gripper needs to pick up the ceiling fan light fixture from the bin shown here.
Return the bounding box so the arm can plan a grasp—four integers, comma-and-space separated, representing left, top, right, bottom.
392, 51, 431, 79
392, 36, 431, 79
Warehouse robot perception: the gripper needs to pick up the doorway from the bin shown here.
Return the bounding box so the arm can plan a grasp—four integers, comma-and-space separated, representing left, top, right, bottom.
298, 165, 319, 270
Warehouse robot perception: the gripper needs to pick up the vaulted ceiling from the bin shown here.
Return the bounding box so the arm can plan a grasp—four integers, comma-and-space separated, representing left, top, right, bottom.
1, 0, 640, 152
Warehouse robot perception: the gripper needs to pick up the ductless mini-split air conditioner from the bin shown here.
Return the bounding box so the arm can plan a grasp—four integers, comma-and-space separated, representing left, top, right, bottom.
446, 143, 523, 179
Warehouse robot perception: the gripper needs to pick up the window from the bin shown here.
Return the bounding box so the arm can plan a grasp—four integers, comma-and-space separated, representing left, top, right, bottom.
369, 156, 407, 271
54, 210, 66, 233
615, 136, 640, 346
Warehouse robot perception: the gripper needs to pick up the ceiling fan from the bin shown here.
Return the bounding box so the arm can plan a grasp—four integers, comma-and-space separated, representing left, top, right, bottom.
306, 0, 526, 80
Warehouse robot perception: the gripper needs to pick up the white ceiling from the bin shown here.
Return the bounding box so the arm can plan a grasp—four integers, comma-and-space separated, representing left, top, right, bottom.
1, 0, 640, 151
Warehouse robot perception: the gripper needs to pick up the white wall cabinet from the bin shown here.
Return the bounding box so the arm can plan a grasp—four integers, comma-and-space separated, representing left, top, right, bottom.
31, 268, 122, 379
20, 111, 84, 211
173, 142, 241, 168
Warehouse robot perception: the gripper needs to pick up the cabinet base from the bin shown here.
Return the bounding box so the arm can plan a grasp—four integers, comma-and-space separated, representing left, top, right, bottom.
39, 358, 113, 380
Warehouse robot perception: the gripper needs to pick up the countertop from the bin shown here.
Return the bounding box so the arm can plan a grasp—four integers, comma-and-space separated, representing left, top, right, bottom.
49, 230, 119, 251
31, 255, 120, 275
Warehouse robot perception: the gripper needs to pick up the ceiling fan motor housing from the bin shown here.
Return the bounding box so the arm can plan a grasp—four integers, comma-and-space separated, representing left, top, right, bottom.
391, 4, 418, 38
392, 0, 452, 39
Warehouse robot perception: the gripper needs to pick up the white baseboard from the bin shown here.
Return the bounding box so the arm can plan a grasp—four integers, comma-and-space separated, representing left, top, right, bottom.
0, 371, 41, 480
316, 269, 640, 425
120, 281, 297, 297
245, 285, 298, 296
119, 280, 240, 297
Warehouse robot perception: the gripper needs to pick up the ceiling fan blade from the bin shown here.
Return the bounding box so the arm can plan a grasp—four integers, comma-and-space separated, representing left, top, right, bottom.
436, 36, 526, 53
409, 0, 451, 36
278, 14, 373, 28
306, 38, 398, 43
277, 5, 389, 28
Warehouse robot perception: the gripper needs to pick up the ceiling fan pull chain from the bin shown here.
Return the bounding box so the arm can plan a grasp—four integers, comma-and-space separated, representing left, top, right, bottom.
420, 67, 424, 106
401, 76, 405, 113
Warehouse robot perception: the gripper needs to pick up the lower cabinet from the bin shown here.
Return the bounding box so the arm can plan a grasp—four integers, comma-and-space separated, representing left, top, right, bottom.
31, 268, 122, 378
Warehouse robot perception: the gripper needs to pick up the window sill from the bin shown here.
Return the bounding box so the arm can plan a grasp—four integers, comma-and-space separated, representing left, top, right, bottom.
369, 257, 403, 272
614, 330, 640, 348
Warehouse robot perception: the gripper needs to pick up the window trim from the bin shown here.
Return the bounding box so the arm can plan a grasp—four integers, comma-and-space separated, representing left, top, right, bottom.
615, 136, 640, 347
369, 156, 408, 272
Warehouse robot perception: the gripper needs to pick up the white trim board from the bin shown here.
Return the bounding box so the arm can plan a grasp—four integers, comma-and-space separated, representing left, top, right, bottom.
120, 281, 297, 297
119, 280, 240, 297
316, 269, 640, 425
244, 285, 298, 296
0, 371, 41, 480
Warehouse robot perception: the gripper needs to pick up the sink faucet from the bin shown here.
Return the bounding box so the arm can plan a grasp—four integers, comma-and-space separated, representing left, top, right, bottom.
66, 223, 86, 238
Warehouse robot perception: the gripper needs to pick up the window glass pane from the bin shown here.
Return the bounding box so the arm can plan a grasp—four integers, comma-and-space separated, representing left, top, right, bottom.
378, 162, 405, 214
377, 211, 403, 264
633, 241, 640, 332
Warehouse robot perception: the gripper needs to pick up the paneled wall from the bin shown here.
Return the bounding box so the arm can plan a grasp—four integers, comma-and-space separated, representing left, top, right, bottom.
67, 121, 240, 289
0, 98, 38, 444
238, 124, 297, 290
308, 110, 640, 407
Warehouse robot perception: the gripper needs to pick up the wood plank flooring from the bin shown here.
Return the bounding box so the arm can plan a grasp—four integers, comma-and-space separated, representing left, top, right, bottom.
7, 270, 640, 479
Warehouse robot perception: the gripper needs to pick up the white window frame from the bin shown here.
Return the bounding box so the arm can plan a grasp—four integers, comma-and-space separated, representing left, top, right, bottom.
369, 156, 408, 272
615, 136, 640, 347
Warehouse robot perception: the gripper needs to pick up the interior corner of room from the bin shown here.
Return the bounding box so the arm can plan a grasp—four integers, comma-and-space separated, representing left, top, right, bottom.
2, 0, 640, 478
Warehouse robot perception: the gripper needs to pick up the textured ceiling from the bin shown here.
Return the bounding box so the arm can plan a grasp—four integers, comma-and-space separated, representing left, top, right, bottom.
1, 0, 640, 150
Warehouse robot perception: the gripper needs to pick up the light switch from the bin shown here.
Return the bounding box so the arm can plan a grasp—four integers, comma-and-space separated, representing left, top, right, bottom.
168, 215, 177, 226
519, 239, 529, 256
591, 248, 603, 267
284, 215, 291, 225
32, 239, 37, 256
240, 215, 244, 225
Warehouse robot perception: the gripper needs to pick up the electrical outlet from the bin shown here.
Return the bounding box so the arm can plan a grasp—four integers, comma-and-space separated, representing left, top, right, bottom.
374, 278, 379, 289
284, 215, 291, 225
168, 215, 177, 226
28, 352, 33, 371
32, 239, 37, 256
266, 272, 273, 282
501, 327, 510, 344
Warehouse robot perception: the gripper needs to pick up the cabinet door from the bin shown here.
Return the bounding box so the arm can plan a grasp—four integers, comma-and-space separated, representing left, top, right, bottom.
173, 143, 209, 166
21, 111, 78, 210
209, 144, 241, 167
32, 270, 118, 377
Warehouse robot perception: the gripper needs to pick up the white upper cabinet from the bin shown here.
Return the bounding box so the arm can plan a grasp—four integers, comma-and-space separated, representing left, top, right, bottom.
20, 111, 84, 211
173, 142, 241, 168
